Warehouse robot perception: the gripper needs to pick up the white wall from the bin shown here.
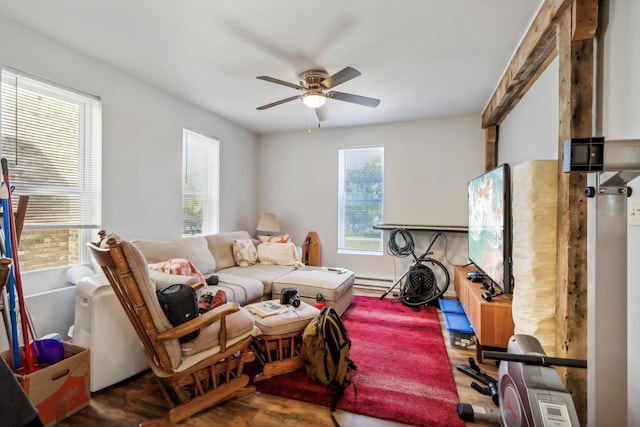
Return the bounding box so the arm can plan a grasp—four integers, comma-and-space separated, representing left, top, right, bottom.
0, 16, 258, 349
257, 116, 484, 283
498, 57, 559, 165
0, 16, 258, 241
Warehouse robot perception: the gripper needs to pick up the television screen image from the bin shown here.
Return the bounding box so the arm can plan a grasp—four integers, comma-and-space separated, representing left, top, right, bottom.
467, 164, 512, 294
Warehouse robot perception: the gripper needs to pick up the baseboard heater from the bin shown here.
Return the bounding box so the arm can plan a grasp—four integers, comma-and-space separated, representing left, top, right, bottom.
354, 276, 394, 291
355, 275, 457, 299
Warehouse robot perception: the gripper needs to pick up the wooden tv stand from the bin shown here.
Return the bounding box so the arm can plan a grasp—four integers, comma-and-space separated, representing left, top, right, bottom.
453, 265, 514, 362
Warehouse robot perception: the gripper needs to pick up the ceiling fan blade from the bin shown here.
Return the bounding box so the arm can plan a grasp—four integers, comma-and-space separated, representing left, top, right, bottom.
327, 91, 380, 108
256, 76, 305, 90
257, 95, 301, 110
315, 105, 329, 122
320, 67, 361, 89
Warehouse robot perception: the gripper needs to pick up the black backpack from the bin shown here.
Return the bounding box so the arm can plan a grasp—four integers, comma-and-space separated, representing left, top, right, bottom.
156, 284, 200, 343
302, 306, 356, 410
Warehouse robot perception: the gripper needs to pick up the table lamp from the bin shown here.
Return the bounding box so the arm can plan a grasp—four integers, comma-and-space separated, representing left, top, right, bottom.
256, 213, 280, 236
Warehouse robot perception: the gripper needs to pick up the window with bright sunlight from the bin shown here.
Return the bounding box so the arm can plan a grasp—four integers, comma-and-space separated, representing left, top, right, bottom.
0, 68, 101, 272
338, 146, 384, 254
182, 129, 219, 236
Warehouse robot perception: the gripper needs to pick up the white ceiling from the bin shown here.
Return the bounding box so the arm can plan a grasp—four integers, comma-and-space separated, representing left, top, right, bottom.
0, 0, 542, 135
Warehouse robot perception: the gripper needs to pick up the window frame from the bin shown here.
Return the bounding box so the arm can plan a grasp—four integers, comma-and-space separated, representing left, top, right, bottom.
0, 67, 102, 274
337, 146, 384, 255
181, 129, 219, 237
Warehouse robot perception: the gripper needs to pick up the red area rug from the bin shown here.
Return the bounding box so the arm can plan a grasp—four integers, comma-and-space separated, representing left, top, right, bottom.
250, 295, 464, 426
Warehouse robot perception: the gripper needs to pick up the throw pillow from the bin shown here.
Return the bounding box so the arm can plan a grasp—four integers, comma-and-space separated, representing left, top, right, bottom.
148, 258, 206, 285
232, 239, 258, 267
257, 242, 303, 268
133, 237, 216, 275
257, 233, 291, 244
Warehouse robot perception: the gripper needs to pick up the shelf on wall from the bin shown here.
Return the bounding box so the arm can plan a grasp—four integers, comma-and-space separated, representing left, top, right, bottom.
373, 224, 468, 233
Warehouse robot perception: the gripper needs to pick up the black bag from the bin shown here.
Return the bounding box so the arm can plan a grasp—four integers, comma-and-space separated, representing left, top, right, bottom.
156, 284, 200, 343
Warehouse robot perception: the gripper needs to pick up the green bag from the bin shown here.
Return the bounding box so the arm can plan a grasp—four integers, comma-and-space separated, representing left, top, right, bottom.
302, 306, 356, 410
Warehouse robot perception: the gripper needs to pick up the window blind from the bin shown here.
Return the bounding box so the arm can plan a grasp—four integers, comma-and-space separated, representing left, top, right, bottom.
182, 129, 219, 236
0, 69, 102, 229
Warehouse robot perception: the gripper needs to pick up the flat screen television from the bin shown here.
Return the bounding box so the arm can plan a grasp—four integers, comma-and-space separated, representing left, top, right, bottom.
467, 164, 512, 294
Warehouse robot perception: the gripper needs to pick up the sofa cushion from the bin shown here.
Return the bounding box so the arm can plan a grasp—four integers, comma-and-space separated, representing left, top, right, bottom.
119, 239, 183, 369
149, 258, 206, 285
205, 231, 252, 271
272, 269, 355, 316
149, 269, 203, 291
180, 304, 256, 358
210, 272, 264, 306
217, 264, 296, 296
232, 239, 258, 267
133, 236, 216, 275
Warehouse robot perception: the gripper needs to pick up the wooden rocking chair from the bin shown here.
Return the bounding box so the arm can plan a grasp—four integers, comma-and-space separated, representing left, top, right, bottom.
88, 232, 258, 426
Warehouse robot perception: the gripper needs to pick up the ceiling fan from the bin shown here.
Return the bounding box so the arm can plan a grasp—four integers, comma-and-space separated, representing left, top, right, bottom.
256, 66, 380, 121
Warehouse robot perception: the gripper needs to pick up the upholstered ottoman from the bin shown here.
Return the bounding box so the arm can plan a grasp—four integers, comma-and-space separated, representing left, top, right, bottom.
247, 299, 320, 381
271, 268, 355, 315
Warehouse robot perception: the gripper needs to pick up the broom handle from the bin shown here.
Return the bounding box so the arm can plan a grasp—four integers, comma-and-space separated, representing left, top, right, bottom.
1, 158, 34, 371
0, 213, 19, 370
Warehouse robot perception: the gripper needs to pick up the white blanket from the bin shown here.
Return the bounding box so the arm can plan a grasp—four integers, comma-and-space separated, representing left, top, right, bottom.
257, 242, 303, 268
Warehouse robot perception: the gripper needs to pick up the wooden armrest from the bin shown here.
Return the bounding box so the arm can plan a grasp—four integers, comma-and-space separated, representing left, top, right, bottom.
156, 302, 240, 342
189, 281, 204, 292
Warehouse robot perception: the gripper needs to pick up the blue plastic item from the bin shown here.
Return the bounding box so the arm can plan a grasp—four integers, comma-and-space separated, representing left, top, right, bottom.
42, 332, 63, 342
34, 339, 65, 365
443, 311, 474, 334
438, 298, 465, 314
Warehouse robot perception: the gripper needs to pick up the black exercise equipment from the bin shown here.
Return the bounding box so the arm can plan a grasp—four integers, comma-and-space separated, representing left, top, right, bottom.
457, 357, 499, 406
457, 334, 586, 426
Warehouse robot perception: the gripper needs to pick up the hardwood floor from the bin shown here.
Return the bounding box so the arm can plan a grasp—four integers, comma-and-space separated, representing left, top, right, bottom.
58, 289, 499, 427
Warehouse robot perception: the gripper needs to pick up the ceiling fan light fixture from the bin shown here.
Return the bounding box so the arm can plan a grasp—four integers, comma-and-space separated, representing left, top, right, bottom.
302, 93, 326, 109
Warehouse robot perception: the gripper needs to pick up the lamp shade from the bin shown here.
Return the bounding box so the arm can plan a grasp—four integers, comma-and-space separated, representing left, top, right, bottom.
256, 213, 280, 234
302, 93, 326, 109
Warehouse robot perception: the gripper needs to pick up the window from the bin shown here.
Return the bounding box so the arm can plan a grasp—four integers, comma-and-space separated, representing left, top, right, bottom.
182, 129, 219, 236
0, 68, 101, 272
338, 147, 384, 254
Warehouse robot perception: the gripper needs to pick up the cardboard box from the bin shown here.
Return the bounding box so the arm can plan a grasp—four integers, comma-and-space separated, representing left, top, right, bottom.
2, 342, 90, 426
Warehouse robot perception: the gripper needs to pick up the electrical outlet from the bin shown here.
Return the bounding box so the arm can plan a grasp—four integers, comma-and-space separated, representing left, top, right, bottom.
629, 199, 640, 226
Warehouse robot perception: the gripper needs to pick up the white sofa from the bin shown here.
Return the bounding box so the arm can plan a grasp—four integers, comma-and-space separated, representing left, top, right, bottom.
74, 230, 354, 391
133, 230, 354, 313
133, 230, 302, 306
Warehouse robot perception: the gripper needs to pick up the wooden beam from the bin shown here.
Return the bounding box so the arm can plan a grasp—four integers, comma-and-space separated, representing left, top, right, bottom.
0, 195, 29, 245
484, 125, 498, 171
572, 0, 599, 40
556, 4, 592, 425
482, 0, 571, 128
15, 195, 29, 245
